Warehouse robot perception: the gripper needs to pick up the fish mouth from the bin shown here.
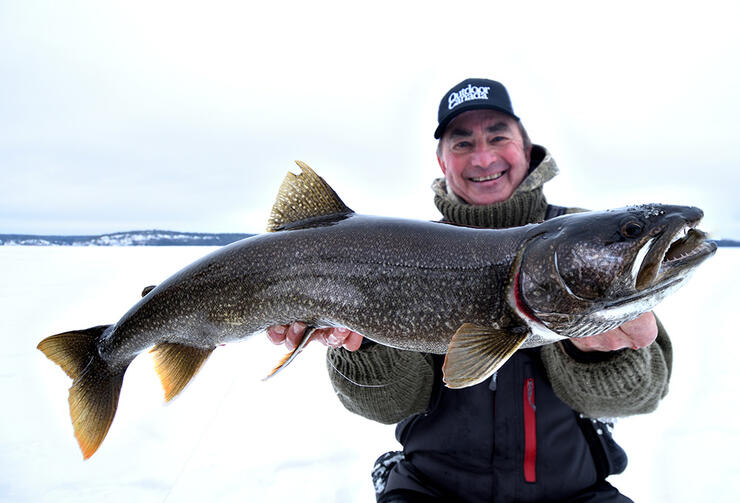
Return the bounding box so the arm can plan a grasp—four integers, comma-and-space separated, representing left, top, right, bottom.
634, 217, 717, 291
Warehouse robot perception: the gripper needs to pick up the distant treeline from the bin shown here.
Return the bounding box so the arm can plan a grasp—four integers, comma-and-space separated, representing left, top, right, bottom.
1, 231, 738, 247
0, 230, 253, 246
711, 239, 740, 247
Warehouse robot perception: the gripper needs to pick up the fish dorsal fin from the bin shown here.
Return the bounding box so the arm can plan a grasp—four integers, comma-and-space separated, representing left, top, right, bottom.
442, 323, 529, 389
266, 161, 353, 232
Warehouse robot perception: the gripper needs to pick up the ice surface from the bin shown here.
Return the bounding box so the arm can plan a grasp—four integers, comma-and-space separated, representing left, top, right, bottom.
2, 246, 738, 502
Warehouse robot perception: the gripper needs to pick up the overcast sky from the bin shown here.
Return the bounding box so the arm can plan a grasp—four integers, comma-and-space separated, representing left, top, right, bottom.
2, 1, 739, 238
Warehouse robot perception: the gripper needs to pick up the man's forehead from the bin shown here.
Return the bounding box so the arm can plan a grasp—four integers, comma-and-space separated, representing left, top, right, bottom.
445, 109, 516, 137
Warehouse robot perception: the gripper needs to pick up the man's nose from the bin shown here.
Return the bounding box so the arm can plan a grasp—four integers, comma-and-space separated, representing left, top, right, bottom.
470, 144, 499, 167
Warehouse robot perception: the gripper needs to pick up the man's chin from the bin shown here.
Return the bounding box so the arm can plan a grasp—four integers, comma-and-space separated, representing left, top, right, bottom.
463, 187, 513, 206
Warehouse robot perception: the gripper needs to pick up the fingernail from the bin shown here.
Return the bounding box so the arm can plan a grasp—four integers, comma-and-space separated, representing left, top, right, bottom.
327, 334, 339, 346
292, 323, 303, 334
274, 326, 286, 335
336, 327, 349, 335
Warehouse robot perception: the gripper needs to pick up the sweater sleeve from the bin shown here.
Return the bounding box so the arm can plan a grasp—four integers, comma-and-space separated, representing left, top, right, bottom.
325, 343, 436, 424
540, 317, 672, 418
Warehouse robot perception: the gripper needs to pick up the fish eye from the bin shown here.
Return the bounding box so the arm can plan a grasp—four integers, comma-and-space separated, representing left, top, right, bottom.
620, 220, 644, 239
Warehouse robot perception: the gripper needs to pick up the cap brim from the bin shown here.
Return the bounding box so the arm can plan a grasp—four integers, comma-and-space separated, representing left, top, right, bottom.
434, 104, 520, 139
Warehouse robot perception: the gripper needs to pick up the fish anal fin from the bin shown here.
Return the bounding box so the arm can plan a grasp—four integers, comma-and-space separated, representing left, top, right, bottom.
263, 327, 316, 381
266, 161, 353, 232
150, 343, 214, 402
442, 323, 529, 389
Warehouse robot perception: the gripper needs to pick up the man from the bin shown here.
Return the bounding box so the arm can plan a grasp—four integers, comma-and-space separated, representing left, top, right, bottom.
268, 79, 671, 502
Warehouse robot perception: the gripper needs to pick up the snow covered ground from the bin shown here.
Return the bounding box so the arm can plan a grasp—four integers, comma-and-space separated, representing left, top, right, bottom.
2, 246, 738, 502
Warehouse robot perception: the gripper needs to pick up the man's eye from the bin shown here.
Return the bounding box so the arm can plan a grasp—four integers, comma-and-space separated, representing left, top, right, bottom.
490, 136, 507, 143
454, 141, 472, 149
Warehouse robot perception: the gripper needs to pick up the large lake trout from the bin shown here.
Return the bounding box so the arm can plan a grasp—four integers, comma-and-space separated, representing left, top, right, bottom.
38, 162, 716, 458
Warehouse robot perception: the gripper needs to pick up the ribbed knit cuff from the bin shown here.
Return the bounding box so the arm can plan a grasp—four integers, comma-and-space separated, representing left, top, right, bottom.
540, 324, 672, 418
326, 345, 435, 424
560, 339, 623, 363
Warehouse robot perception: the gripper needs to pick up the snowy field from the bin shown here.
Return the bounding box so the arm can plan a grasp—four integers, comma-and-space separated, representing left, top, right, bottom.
1, 246, 738, 502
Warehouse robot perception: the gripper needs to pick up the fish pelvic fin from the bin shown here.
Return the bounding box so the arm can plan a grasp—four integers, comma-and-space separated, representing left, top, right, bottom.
263, 327, 316, 381
442, 323, 529, 389
266, 161, 353, 232
37, 325, 125, 459
150, 343, 214, 402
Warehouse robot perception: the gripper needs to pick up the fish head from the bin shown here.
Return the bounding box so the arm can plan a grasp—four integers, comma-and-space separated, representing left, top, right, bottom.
509, 204, 717, 338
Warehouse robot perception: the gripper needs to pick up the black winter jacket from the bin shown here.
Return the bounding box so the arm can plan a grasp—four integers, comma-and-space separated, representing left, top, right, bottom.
379, 349, 632, 502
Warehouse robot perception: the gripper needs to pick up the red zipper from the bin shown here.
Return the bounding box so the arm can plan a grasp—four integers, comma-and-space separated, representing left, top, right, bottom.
523, 377, 537, 483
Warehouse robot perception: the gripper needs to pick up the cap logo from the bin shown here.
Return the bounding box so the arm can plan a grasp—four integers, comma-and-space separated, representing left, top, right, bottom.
448, 84, 491, 110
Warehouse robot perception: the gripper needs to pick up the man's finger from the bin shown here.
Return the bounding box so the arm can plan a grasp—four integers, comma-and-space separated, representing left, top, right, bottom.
266, 325, 288, 345
342, 331, 364, 351
286, 321, 307, 350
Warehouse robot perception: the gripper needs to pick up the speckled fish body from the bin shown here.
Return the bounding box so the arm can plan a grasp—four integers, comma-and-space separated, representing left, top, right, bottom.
37, 162, 716, 459
104, 213, 527, 360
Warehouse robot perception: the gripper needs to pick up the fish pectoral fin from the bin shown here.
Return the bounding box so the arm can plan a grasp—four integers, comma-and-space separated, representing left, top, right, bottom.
141, 285, 156, 297
263, 327, 316, 381
266, 161, 353, 232
442, 323, 530, 389
150, 343, 214, 402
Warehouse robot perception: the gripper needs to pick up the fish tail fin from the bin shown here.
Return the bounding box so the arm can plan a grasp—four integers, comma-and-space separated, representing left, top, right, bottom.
37, 325, 125, 459
150, 343, 214, 402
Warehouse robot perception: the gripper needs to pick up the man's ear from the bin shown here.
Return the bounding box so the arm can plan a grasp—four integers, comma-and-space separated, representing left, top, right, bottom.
525, 144, 532, 165
437, 152, 447, 176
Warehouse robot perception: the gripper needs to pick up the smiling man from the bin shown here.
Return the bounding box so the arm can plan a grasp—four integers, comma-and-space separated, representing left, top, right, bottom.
436, 110, 531, 206
268, 78, 671, 502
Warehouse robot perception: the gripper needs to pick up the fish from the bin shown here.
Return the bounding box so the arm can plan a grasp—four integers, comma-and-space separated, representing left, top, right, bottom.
38, 161, 717, 458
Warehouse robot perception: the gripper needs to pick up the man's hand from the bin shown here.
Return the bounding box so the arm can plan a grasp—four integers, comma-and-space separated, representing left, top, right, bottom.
266, 322, 364, 352
268, 313, 657, 354
570, 312, 658, 352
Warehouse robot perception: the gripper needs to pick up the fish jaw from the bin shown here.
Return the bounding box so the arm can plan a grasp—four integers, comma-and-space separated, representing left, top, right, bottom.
634, 217, 717, 291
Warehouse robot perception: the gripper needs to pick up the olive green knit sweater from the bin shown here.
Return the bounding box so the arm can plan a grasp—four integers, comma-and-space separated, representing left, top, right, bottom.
326, 146, 672, 422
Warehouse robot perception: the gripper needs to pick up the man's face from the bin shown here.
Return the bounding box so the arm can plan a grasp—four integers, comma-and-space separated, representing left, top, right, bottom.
437, 109, 531, 205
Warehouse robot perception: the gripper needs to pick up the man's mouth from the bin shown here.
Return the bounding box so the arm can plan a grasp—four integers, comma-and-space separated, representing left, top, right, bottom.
470, 170, 507, 182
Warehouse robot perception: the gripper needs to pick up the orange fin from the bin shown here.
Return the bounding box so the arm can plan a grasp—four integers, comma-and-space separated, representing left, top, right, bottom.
263, 327, 316, 380
38, 325, 124, 459
150, 343, 214, 402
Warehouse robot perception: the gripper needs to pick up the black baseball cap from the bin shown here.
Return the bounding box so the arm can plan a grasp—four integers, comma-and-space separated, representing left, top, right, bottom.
434, 78, 519, 139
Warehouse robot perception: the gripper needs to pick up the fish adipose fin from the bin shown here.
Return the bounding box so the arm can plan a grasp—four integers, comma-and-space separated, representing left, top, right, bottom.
150, 343, 214, 402
443, 323, 529, 389
37, 325, 125, 459
266, 160, 353, 232
263, 327, 316, 381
